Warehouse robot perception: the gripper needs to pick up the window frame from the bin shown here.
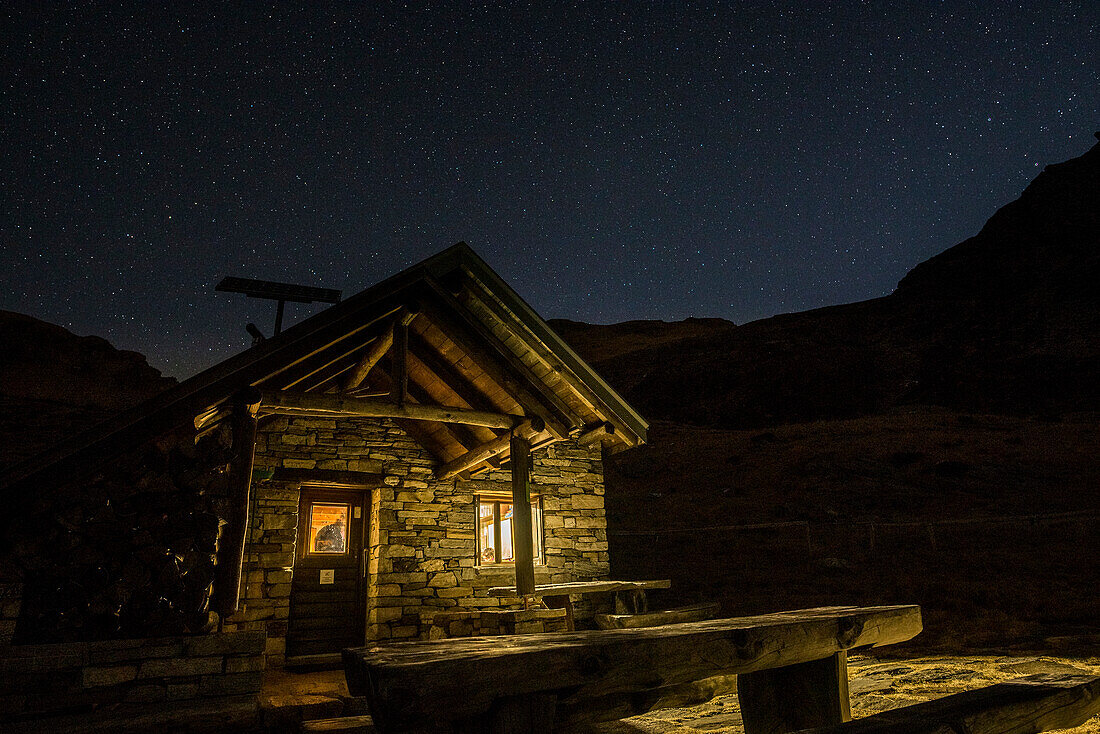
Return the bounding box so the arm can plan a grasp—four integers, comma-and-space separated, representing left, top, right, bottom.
303, 500, 353, 557
475, 494, 544, 567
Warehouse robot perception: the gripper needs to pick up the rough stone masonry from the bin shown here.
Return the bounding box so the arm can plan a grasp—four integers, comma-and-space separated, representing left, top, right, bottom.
228, 415, 610, 664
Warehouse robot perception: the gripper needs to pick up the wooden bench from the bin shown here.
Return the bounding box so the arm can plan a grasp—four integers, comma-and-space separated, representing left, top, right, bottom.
487, 579, 672, 630
343, 605, 922, 733
594, 601, 720, 629
796, 673, 1100, 734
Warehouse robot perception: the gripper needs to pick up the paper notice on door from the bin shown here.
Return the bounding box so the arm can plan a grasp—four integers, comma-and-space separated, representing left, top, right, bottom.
319, 569, 335, 585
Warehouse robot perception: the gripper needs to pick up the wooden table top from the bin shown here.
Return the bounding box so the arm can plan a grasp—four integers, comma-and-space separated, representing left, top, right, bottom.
486, 578, 671, 597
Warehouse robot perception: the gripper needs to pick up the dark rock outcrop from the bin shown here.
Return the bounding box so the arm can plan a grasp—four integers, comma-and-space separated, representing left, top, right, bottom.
0, 311, 175, 470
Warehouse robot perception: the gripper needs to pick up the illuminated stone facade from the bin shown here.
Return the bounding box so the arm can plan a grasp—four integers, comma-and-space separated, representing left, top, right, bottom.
227, 415, 609, 665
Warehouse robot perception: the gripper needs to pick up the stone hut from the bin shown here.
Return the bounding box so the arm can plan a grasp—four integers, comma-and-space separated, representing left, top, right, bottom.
0, 243, 647, 709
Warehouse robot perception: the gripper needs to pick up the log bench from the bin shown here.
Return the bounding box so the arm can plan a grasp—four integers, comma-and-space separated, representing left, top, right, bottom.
594, 601, 720, 630
795, 673, 1100, 734
343, 605, 922, 733
487, 579, 672, 631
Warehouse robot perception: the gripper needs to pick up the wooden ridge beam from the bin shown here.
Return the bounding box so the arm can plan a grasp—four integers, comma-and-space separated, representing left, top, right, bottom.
258, 390, 523, 429
435, 417, 544, 481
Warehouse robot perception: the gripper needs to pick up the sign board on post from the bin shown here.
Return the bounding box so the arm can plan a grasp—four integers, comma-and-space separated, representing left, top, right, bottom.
319, 569, 335, 585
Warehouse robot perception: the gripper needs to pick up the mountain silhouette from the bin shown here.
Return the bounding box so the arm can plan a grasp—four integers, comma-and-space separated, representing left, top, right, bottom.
552, 137, 1100, 428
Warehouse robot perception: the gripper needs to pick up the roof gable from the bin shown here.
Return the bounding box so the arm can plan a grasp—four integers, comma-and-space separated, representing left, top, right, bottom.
1, 243, 646, 492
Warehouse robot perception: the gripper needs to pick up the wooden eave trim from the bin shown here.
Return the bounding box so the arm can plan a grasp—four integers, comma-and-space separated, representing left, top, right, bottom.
457, 278, 642, 448
0, 259, 435, 492
414, 283, 573, 440
443, 252, 647, 443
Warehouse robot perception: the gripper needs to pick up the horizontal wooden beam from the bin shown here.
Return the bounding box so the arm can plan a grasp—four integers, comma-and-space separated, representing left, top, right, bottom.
435, 418, 544, 481
258, 390, 523, 429
576, 421, 616, 446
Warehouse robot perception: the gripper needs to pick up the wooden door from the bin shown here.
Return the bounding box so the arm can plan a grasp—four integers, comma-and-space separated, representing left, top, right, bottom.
287, 486, 368, 658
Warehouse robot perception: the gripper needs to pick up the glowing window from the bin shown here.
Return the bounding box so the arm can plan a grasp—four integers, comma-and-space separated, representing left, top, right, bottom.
476, 496, 542, 565
308, 503, 349, 554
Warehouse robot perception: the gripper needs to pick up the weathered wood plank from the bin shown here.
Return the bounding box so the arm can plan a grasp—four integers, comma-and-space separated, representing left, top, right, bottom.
795, 673, 1100, 734
344, 605, 922, 733
594, 602, 719, 629
302, 715, 378, 733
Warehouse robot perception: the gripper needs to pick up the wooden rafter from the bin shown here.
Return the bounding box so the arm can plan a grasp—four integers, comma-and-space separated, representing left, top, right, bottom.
458, 279, 634, 443
435, 417, 543, 481
407, 328, 503, 415
404, 379, 489, 453
340, 326, 393, 392
429, 285, 579, 434
416, 286, 572, 438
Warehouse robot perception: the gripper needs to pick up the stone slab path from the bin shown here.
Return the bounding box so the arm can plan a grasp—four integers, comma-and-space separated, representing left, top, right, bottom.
605, 655, 1100, 734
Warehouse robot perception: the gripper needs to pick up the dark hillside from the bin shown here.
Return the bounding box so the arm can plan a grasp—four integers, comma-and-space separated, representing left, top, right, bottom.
0, 311, 174, 470
557, 138, 1100, 428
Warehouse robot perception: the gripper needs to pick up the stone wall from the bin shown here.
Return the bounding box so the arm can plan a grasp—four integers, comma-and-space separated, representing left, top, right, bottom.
239, 414, 611, 653
0, 630, 265, 720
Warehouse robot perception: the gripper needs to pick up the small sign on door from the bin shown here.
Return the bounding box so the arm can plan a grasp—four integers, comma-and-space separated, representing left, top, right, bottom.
319, 569, 335, 585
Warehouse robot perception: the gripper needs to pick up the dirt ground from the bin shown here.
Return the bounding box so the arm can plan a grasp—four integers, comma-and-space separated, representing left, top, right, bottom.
604, 653, 1100, 733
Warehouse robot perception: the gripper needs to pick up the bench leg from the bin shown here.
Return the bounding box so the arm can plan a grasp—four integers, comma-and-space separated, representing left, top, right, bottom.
544, 593, 575, 630
614, 589, 648, 614
737, 651, 851, 734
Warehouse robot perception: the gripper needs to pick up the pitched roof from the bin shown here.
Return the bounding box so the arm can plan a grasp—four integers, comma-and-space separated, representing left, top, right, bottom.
1, 243, 646, 493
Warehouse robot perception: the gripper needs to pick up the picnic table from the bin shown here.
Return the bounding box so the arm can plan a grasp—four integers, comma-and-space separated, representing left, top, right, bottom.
487, 579, 671, 630
344, 604, 921, 733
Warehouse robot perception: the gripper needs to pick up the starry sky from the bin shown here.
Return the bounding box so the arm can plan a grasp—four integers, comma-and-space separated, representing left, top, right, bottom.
2, 3, 1096, 380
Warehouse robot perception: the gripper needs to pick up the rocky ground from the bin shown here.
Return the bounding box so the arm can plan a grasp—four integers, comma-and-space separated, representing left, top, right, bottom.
607, 654, 1100, 733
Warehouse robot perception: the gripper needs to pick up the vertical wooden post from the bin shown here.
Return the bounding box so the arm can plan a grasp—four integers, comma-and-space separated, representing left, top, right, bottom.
393, 317, 409, 407
509, 432, 536, 596
212, 388, 262, 618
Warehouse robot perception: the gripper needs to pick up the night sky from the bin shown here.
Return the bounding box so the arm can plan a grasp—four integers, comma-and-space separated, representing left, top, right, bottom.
2, 3, 1096, 380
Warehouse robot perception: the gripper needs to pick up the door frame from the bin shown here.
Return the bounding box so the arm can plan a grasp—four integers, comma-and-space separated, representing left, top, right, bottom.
288, 482, 372, 657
